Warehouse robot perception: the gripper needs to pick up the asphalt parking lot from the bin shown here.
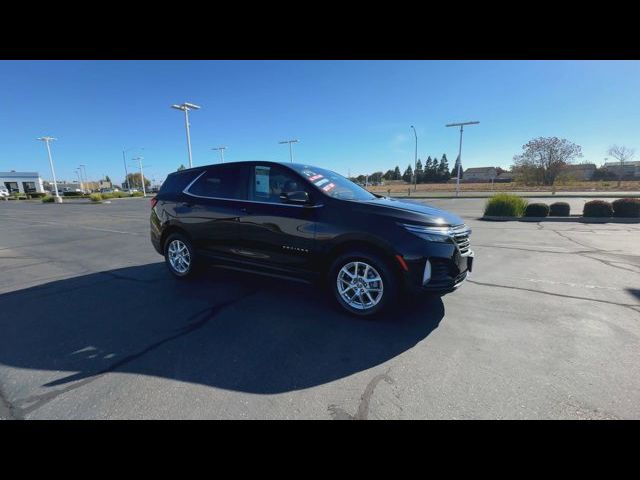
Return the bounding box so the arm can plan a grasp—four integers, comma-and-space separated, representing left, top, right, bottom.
1, 197, 639, 419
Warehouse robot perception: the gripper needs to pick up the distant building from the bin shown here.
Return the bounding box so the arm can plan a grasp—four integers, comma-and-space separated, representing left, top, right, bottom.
1, 171, 45, 194
463, 167, 497, 182
603, 161, 640, 178
559, 163, 596, 181
495, 172, 513, 182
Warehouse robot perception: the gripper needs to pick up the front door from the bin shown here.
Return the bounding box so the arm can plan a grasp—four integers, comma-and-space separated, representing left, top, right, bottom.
234, 164, 319, 271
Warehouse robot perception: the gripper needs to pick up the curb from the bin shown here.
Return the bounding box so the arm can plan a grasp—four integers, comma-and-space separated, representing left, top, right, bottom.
481, 216, 640, 223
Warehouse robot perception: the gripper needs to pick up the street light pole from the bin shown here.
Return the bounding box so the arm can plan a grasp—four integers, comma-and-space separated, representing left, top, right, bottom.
133, 156, 146, 197
79, 164, 88, 191
279, 139, 299, 163
212, 146, 227, 163
37, 136, 62, 203
410, 126, 418, 191
445, 121, 480, 197
171, 102, 201, 168
122, 147, 143, 190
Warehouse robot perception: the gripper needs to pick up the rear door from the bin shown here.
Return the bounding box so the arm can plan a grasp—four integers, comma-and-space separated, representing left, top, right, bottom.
181, 164, 250, 259
233, 163, 319, 271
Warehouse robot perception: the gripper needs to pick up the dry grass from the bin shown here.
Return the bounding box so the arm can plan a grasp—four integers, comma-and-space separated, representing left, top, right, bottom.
367, 180, 640, 194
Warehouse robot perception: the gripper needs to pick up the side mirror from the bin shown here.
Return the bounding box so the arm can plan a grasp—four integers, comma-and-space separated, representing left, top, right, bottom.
280, 191, 310, 204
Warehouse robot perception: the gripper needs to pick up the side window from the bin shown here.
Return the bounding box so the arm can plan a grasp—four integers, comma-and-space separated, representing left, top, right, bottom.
188, 166, 248, 200
251, 165, 308, 203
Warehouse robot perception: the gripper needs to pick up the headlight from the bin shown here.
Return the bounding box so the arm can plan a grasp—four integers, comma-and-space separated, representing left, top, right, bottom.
399, 223, 453, 243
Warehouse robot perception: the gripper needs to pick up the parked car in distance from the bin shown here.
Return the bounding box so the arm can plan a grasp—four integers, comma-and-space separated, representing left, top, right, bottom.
150, 161, 473, 317
0, 186, 9, 198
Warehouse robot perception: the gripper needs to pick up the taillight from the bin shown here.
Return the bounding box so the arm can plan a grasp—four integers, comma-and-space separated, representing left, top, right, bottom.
150, 197, 158, 208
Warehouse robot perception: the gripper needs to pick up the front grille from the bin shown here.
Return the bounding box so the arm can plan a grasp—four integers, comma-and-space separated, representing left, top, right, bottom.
451, 225, 471, 256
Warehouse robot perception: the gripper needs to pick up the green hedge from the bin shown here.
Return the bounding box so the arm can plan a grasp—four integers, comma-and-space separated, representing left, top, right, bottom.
62, 191, 83, 197
524, 203, 549, 217
612, 198, 640, 218
42, 195, 55, 203
130, 191, 144, 197
89, 193, 103, 202
484, 193, 528, 217
549, 202, 570, 216
583, 200, 613, 217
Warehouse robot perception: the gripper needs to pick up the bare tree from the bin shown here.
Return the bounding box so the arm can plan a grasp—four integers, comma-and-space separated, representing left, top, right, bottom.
512, 137, 583, 186
607, 145, 635, 187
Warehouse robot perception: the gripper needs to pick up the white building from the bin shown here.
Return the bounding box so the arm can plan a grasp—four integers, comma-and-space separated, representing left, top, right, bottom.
603, 161, 640, 178
1, 171, 45, 194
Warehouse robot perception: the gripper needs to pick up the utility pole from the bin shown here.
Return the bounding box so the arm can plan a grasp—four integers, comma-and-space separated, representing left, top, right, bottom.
37, 136, 62, 203
445, 121, 480, 197
171, 102, 201, 168
212, 146, 227, 163
279, 139, 299, 163
410, 126, 418, 190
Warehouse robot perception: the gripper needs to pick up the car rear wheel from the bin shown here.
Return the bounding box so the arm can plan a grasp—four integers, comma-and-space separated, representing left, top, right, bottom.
329, 251, 398, 318
164, 233, 198, 278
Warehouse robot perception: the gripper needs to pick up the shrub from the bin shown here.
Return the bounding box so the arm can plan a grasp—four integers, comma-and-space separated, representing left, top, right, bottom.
101, 192, 114, 199
111, 191, 127, 198
549, 202, 570, 216
89, 193, 103, 202
612, 198, 640, 218
28, 192, 47, 199
583, 200, 613, 217
524, 203, 550, 217
130, 191, 144, 197
63, 191, 83, 197
42, 195, 55, 203
484, 193, 528, 217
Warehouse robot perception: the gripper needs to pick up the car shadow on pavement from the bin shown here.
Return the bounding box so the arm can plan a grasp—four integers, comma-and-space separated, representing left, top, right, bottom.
0, 262, 444, 395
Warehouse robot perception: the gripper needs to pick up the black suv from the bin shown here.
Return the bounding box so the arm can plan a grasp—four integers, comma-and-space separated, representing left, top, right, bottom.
151, 161, 473, 317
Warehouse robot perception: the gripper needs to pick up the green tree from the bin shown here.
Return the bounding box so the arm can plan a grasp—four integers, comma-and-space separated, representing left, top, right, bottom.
177, 164, 186, 171
105, 175, 112, 183
125, 173, 150, 189
383, 169, 395, 180
415, 159, 424, 184
450, 154, 462, 179
512, 136, 582, 186
393, 166, 401, 180
402, 164, 413, 183
438, 154, 450, 181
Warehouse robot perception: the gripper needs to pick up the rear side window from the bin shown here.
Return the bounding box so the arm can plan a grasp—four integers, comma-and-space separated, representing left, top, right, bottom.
158, 170, 203, 196
187, 166, 249, 200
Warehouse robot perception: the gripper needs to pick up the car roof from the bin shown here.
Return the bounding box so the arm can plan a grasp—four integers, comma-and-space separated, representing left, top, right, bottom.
170, 160, 324, 175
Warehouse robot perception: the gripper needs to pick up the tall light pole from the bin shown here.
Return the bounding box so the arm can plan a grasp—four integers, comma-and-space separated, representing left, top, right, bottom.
445, 121, 480, 197
79, 164, 88, 191
171, 102, 201, 168
279, 139, 299, 163
122, 147, 143, 190
75, 168, 83, 190
37, 136, 62, 203
212, 146, 227, 163
410, 126, 418, 190
133, 156, 146, 197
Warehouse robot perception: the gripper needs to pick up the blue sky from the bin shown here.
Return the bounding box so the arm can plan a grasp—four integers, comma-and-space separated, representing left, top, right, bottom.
1, 60, 638, 184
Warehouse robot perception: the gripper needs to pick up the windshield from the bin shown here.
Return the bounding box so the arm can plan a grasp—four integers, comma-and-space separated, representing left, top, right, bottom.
291, 165, 376, 201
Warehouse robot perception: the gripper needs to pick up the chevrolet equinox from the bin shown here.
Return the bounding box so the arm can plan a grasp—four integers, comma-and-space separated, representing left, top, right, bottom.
150, 161, 473, 317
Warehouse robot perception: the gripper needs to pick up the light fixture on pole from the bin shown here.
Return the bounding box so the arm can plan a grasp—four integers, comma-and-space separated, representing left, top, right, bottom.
445, 121, 480, 197
211, 146, 227, 163
410, 126, 418, 191
171, 102, 201, 168
278, 139, 299, 163
37, 136, 62, 203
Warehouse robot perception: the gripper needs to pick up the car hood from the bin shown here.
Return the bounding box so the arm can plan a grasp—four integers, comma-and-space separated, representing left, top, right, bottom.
358, 197, 464, 227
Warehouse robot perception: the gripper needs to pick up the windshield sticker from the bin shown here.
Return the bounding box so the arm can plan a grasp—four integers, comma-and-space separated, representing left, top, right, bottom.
322, 183, 336, 192
309, 174, 323, 181
314, 178, 329, 187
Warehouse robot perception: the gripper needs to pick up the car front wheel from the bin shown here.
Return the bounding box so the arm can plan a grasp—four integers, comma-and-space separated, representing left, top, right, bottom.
329, 251, 398, 318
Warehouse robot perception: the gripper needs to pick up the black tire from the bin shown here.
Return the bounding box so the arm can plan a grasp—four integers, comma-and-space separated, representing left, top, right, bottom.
328, 250, 399, 318
164, 232, 199, 278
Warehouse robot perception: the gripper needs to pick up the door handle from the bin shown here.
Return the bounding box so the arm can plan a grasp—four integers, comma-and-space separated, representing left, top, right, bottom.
181, 201, 194, 208
240, 207, 251, 214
